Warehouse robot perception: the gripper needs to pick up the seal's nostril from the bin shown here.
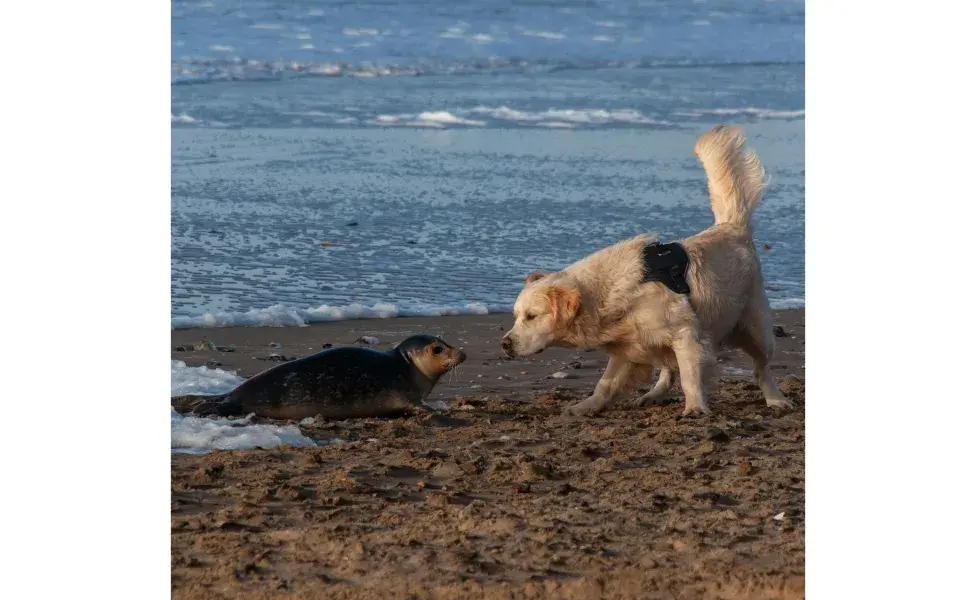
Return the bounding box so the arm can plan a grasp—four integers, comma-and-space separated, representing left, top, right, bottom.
501, 336, 512, 350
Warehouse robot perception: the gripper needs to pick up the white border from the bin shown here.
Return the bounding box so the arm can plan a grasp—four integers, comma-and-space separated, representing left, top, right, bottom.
808, 1, 975, 598
3, 1, 170, 598
6, 1, 976, 598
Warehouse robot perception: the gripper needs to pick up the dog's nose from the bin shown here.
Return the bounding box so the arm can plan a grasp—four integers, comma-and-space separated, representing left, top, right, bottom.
501, 336, 513, 351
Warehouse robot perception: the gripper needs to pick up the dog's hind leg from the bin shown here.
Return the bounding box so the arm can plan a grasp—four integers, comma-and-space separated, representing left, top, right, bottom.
565, 357, 649, 416
634, 367, 675, 406
730, 300, 795, 410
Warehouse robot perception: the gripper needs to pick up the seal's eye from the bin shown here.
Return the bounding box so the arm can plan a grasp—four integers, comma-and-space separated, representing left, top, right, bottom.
525, 313, 537, 322
432, 346, 444, 354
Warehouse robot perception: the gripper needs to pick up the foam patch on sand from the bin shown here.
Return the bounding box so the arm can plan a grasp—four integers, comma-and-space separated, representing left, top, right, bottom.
171, 410, 317, 452
172, 301, 504, 329
170, 360, 316, 451
172, 359, 244, 396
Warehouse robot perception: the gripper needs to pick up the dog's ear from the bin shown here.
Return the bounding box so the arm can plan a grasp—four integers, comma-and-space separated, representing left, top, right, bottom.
525, 271, 551, 285
546, 285, 581, 326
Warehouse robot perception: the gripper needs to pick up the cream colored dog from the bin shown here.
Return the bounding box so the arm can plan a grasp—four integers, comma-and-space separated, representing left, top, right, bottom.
500, 124, 795, 416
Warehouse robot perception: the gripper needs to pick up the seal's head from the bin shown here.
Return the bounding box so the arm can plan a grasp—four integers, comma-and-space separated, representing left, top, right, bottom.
396, 334, 466, 380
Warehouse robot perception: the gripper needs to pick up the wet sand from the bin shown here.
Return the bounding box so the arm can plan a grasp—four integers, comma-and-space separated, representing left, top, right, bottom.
172, 309, 805, 599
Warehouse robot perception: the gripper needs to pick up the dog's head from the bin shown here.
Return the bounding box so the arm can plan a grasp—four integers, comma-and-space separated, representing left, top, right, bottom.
501, 272, 581, 357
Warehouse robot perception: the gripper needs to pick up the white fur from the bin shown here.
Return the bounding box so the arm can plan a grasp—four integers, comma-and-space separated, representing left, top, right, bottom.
502, 125, 794, 416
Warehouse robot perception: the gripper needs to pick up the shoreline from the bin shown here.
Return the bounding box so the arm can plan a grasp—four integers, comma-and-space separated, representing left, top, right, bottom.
170, 302, 805, 331
171, 309, 805, 394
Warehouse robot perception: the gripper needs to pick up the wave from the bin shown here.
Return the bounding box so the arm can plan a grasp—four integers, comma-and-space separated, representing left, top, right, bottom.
171, 106, 681, 130
170, 103, 804, 130
369, 111, 486, 128
171, 300, 509, 329
355, 107, 667, 129
171, 56, 804, 86
172, 296, 802, 330
521, 30, 567, 40
469, 106, 669, 126
675, 107, 805, 120
769, 297, 805, 310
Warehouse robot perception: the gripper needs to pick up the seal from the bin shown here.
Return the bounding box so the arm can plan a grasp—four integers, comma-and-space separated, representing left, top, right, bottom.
171, 334, 466, 420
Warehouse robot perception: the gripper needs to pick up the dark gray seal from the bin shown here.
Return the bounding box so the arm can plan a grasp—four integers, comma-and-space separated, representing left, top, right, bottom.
171, 334, 466, 420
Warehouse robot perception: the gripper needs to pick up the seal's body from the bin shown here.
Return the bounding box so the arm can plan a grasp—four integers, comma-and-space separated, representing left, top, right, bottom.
172, 335, 465, 420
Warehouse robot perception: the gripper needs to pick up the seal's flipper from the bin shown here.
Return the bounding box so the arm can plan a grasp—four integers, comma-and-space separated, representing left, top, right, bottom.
213, 396, 244, 417
171, 393, 230, 416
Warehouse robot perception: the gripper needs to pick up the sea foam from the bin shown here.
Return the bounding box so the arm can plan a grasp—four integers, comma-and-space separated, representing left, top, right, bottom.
170, 360, 316, 451
171, 301, 500, 329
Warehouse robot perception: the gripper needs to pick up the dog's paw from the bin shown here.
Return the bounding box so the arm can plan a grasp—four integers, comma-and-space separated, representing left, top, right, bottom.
766, 397, 795, 410
563, 397, 604, 417
634, 393, 673, 407
681, 403, 711, 417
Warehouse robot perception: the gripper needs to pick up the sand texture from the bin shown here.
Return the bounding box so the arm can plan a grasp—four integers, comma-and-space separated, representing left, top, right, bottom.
172, 310, 805, 599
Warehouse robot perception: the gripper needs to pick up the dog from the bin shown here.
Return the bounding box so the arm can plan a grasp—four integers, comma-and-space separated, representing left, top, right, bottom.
500, 124, 795, 416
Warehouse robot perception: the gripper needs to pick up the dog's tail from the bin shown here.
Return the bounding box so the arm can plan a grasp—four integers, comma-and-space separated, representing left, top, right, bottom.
694, 124, 767, 228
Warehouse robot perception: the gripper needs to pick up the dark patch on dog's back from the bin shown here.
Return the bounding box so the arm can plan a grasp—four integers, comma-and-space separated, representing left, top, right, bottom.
641, 242, 691, 295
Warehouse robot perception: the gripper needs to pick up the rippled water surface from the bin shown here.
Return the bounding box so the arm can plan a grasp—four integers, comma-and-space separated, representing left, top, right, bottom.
172, 0, 804, 326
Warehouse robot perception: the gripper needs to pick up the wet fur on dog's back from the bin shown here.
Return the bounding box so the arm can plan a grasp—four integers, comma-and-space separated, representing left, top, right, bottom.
503, 125, 794, 415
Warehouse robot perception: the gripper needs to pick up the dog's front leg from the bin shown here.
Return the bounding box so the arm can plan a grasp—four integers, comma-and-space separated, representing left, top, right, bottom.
673, 328, 712, 415
565, 356, 639, 416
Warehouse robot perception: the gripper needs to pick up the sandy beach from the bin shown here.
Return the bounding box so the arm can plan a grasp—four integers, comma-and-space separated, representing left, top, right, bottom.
171, 309, 804, 599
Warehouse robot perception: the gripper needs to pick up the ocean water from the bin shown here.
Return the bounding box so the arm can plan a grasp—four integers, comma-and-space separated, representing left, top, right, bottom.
172, 0, 805, 327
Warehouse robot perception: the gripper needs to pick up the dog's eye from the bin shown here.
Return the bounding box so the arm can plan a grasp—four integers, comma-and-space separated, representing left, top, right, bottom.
525, 314, 536, 321
432, 346, 444, 354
